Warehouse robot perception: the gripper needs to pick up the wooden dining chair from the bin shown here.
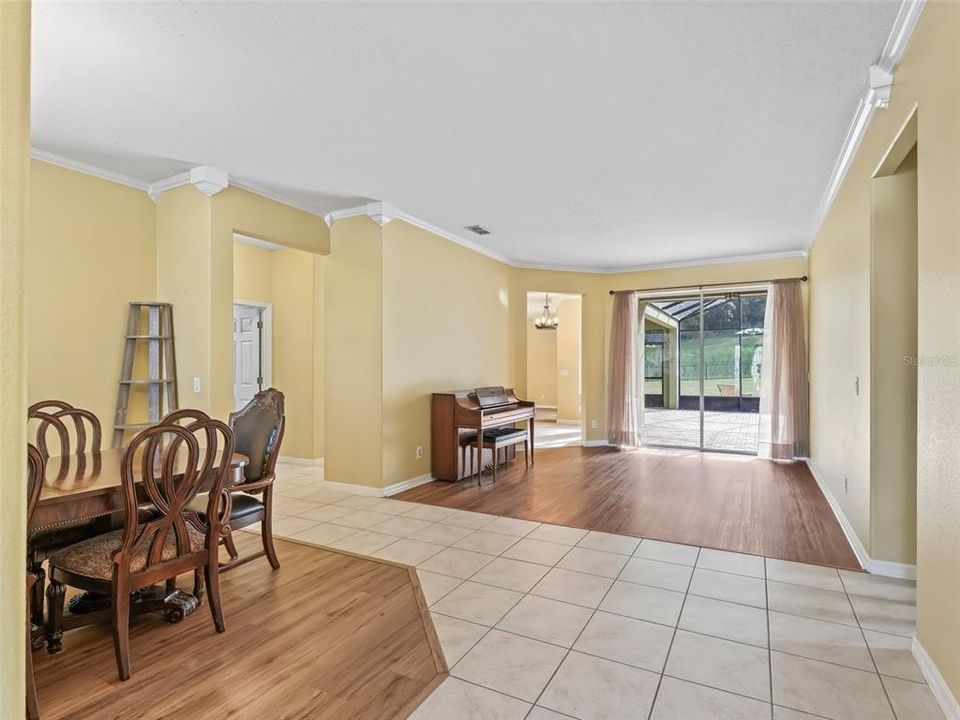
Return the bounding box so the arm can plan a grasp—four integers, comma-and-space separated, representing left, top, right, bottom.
201, 389, 287, 571
26, 444, 44, 720
26, 403, 107, 631
46, 420, 235, 680
29, 401, 101, 458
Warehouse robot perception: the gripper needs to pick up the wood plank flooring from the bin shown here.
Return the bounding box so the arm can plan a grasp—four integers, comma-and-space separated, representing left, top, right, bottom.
398, 446, 860, 569
33, 534, 445, 720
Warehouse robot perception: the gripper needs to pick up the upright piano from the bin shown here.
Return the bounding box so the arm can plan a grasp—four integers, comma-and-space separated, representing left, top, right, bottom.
431, 387, 535, 481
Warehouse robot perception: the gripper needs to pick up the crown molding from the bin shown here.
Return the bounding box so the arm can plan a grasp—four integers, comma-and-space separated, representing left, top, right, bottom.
146, 171, 190, 202
229, 176, 324, 217
393, 209, 516, 265
189, 165, 228, 196
808, 0, 925, 249
30, 149, 150, 192
326, 200, 806, 274
511, 248, 808, 275
31, 147, 325, 217
325, 201, 398, 227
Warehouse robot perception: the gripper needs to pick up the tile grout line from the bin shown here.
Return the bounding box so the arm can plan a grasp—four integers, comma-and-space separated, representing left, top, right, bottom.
443, 521, 581, 717
838, 570, 901, 720
645, 546, 705, 720
765, 556, 774, 720
519, 538, 636, 719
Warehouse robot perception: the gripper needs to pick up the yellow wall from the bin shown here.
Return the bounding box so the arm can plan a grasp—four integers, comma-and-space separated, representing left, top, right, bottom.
210, 187, 330, 420
556, 297, 582, 421
808, 1, 959, 701
381, 219, 515, 486
0, 1, 30, 714
156, 185, 214, 412
28, 161, 157, 433
526, 317, 558, 406
232, 241, 274, 303
511, 257, 807, 443
870, 148, 918, 565
323, 218, 384, 487
232, 241, 320, 459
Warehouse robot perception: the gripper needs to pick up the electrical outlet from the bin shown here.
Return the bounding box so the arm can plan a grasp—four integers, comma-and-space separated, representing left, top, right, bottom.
844, 477, 849, 494
193, 376, 201, 393
591, 419, 598, 429
415, 446, 423, 460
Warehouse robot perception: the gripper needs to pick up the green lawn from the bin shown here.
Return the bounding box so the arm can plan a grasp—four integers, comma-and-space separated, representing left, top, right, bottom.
644, 333, 763, 397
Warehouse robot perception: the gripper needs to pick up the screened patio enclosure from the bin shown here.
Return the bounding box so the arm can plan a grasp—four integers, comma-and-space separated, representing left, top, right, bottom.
640, 290, 766, 454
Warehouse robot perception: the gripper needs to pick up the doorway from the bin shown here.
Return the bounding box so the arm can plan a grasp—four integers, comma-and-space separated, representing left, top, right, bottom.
233, 301, 272, 411
639, 287, 767, 454
526, 291, 583, 448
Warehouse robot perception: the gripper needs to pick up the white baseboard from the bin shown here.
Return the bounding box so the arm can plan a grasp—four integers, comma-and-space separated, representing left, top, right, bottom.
278, 455, 324, 467
556, 417, 582, 424
381, 473, 434, 497
806, 460, 917, 579
536, 404, 557, 410
866, 557, 917, 580
320, 480, 382, 496
320, 473, 435, 498
582, 439, 611, 447
912, 636, 960, 720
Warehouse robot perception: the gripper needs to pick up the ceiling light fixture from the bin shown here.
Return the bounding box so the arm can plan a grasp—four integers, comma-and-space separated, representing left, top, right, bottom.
534, 294, 559, 330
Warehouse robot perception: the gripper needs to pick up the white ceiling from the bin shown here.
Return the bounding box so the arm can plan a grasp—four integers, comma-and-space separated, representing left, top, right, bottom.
31, 1, 900, 271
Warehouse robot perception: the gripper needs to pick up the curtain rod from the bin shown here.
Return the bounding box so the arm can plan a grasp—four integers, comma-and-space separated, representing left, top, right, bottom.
608, 275, 807, 296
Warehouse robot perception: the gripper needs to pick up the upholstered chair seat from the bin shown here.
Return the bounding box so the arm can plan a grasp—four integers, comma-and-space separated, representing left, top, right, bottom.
29, 524, 103, 555
48, 526, 206, 581
187, 492, 265, 523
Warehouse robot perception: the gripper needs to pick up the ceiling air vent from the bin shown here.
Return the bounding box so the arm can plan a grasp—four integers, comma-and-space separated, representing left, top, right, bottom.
464, 224, 491, 235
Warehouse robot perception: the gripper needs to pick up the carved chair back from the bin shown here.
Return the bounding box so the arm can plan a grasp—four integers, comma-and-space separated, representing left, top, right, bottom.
161, 408, 211, 426
228, 389, 285, 485
27, 444, 44, 526
28, 402, 101, 458
117, 420, 234, 585
28, 411, 70, 461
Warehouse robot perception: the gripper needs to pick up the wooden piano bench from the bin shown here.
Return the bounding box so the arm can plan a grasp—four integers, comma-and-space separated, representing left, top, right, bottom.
463, 428, 530, 487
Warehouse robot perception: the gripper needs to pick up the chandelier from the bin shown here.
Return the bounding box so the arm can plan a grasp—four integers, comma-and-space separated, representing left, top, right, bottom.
534, 294, 559, 330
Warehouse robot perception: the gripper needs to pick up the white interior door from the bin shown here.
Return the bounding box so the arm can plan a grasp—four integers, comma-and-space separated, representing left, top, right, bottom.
233, 304, 262, 410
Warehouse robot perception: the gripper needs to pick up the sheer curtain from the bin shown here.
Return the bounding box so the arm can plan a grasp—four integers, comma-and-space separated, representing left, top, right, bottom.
608, 291, 641, 447
758, 280, 810, 459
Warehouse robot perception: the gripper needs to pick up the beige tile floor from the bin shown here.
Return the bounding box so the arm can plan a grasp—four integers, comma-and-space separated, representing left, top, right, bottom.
254, 460, 943, 720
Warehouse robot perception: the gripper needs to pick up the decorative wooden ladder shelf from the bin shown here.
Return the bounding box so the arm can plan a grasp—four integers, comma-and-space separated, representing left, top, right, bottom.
112, 302, 179, 448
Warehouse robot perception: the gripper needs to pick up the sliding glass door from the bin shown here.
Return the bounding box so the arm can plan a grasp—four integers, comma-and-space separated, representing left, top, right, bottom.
639, 288, 766, 455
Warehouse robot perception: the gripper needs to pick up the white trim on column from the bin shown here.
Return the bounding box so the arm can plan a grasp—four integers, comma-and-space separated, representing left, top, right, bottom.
912, 637, 960, 720
808, 0, 926, 246
805, 459, 918, 579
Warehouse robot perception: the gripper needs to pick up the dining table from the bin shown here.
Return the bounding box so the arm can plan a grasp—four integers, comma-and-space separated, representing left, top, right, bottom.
31, 447, 248, 653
